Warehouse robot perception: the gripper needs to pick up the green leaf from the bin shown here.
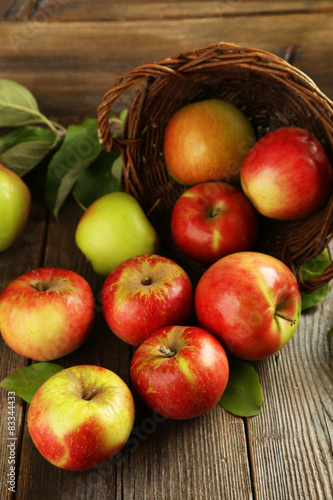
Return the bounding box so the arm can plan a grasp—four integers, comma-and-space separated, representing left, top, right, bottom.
219, 358, 263, 417
0, 79, 42, 127
46, 118, 101, 216
300, 249, 331, 311
0, 362, 64, 403
0, 126, 58, 176
328, 326, 333, 337
72, 150, 122, 209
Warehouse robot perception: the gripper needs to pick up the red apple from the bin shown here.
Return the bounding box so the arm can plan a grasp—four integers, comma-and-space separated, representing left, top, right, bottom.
28, 365, 135, 470
0, 267, 95, 360
194, 251, 301, 360
163, 99, 255, 185
130, 325, 229, 419
240, 126, 333, 220
170, 181, 258, 265
102, 254, 193, 346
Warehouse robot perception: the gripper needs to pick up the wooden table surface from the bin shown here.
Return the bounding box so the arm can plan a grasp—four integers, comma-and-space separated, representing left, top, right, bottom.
0, 2, 333, 499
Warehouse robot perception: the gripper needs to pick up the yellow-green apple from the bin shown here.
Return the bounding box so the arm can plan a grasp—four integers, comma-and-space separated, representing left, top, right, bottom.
0, 267, 95, 360
0, 163, 31, 252
75, 192, 160, 276
170, 181, 258, 265
28, 365, 135, 470
240, 126, 333, 220
102, 254, 193, 346
130, 325, 229, 419
194, 251, 301, 360
163, 99, 255, 185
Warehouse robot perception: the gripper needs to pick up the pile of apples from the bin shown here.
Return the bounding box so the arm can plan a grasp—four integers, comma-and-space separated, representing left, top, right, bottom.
0, 98, 332, 472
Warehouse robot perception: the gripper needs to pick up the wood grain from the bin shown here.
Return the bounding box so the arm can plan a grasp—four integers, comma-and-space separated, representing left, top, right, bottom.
0, 12, 332, 124
1, 0, 333, 21
249, 286, 333, 499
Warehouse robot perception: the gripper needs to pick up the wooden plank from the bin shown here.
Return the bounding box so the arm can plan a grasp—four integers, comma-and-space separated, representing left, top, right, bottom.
0, 165, 48, 499
0, 12, 332, 124
1, 0, 333, 21
248, 284, 333, 499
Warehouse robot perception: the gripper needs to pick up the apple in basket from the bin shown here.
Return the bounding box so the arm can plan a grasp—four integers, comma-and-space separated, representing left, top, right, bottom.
240, 126, 333, 220
0, 163, 31, 252
0, 267, 95, 360
194, 251, 301, 360
28, 365, 135, 470
163, 98, 255, 185
170, 181, 258, 265
102, 254, 193, 346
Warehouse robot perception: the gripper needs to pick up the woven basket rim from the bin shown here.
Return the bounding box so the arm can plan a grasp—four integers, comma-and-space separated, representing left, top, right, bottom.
97, 41, 333, 293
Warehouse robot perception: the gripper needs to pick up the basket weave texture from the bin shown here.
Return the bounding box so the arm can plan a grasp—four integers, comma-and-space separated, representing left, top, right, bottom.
98, 42, 333, 293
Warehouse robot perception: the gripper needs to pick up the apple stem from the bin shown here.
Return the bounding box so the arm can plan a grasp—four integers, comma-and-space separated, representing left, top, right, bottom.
158, 346, 176, 358
82, 387, 96, 401
275, 311, 296, 326
210, 207, 224, 218
32, 281, 45, 292
142, 277, 152, 286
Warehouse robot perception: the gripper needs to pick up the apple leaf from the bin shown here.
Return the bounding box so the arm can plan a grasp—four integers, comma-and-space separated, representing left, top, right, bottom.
72, 150, 122, 209
0, 79, 42, 128
45, 118, 101, 217
0, 126, 59, 176
219, 358, 263, 417
0, 362, 64, 403
300, 249, 331, 311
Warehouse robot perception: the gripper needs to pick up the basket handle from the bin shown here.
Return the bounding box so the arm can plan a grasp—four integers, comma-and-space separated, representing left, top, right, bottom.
97, 63, 187, 153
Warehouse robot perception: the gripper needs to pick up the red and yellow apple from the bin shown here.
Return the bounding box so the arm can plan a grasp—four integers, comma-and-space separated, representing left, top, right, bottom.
194, 251, 301, 360
102, 254, 193, 346
0, 267, 95, 360
0, 163, 31, 252
163, 99, 255, 185
240, 126, 333, 220
170, 181, 258, 265
130, 325, 229, 419
28, 365, 135, 470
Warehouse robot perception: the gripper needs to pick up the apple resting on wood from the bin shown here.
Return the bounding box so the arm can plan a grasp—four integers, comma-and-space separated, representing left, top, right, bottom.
163, 98, 255, 185
75, 192, 160, 276
240, 126, 333, 220
102, 254, 193, 346
130, 325, 229, 419
0, 267, 95, 360
0, 163, 31, 252
28, 365, 135, 470
194, 252, 301, 360
170, 181, 258, 265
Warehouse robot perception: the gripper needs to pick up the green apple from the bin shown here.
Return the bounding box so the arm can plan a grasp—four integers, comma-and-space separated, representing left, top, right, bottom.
75, 192, 160, 275
0, 163, 31, 252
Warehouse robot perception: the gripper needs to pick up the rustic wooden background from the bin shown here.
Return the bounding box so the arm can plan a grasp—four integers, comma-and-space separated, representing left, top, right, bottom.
0, 1, 332, 499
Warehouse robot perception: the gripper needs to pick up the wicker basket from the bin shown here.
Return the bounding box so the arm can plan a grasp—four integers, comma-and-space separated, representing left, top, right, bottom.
97, 42, 333, 293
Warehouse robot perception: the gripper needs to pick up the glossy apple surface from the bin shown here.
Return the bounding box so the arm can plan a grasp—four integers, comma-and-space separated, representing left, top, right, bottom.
75, 192, 160, 276
240, 126, 333, 220
0, 267, 95, 360
163, 99, 255, 185
0, 163, 31, 252
195, 252, 301, 360
170, 181, 258, 265
28, 365, 135, 470
130, 325, 229, 419
102, 254, 193, 346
